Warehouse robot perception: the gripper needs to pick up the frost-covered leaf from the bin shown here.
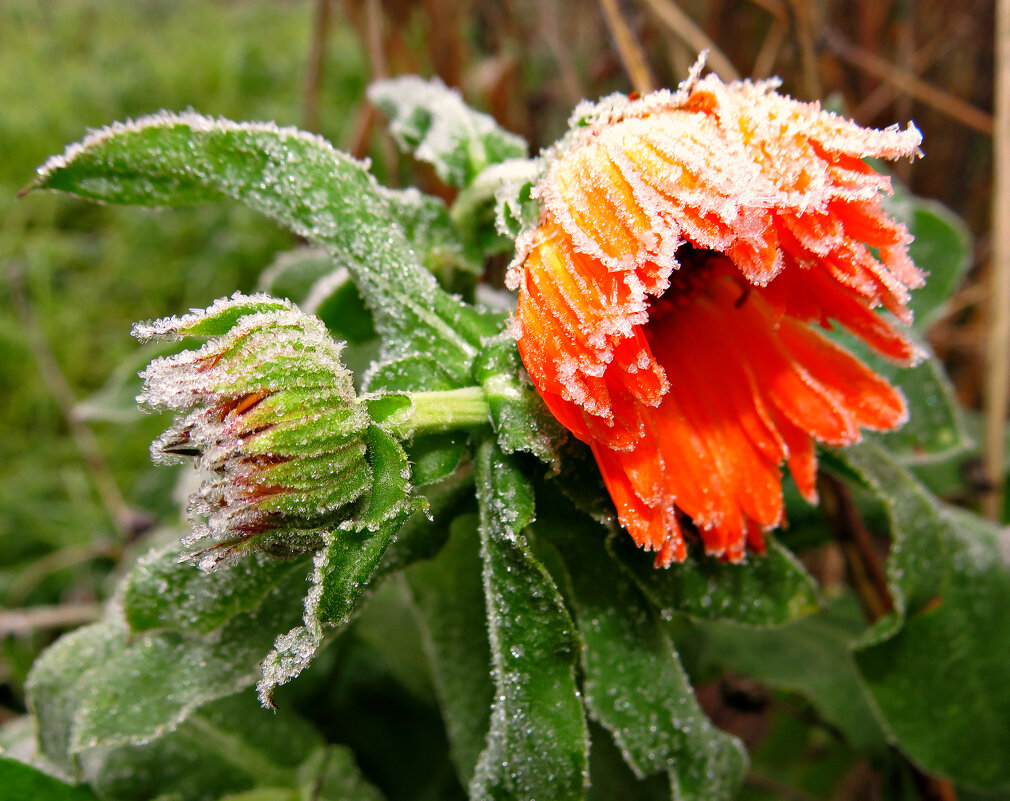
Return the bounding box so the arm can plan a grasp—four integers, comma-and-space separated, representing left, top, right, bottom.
472, 333, 567, 469
26, 621, 127, 774
611, 534, 820, 627
695, 597, 888, 755
886, 193, 972, 330
33, 113, 491, 380
858, 337, 970, 463
123, 545, 307, 634
257, 427, 423, 705
368, 76, 527, 188
469, 439, 589, 801
26, 568, 307, 772
74, 571, 306, 752
0, 756, 100, 801
405, 514, 493, 786
80, 692, 322, 801
836, 441, 1010, 789
542, 512, 746, 801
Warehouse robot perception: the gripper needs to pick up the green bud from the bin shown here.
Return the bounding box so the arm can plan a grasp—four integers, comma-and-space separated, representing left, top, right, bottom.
135, 293, 372, 569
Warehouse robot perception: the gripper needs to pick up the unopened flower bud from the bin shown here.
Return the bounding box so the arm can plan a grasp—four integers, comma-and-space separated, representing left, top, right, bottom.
135, 293, 372, 569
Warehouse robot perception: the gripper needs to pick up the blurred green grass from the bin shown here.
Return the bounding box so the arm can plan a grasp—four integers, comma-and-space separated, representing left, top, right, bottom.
0, 0, 368, 680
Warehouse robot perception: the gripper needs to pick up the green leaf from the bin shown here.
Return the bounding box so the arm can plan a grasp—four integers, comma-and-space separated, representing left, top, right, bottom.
885, 193, 972, 330
542, 512, 747, 801
405, 514, 494, 786
368, 76, 528, 188
26, 621, 127, 774
26, 567, 308, 768
865, 340, 970, 464
450, 159, 542, 257
33, 113, 491, 382
123, 545, 307, 634
80, 692, 322, 801
472, 334, 568, 469
77, 572, 307, 752
611, 534, 820, 627
836, 441, 1010, 790
695, 597, 888, 755
469, 439, 589, 801
0, 756, 100, 801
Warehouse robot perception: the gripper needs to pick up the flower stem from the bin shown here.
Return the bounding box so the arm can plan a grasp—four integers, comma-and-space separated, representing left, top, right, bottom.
384, 387, 492, 438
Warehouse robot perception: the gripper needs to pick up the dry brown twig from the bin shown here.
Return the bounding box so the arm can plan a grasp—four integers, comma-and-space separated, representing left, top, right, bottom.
822, 28, 994, 136
637, 0, 739, 81
598, 0, 656, 94
984, 0, 1010, 519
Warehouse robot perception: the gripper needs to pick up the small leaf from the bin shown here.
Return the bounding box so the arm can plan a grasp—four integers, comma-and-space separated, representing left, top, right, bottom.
450, 159, 542, 257
541, 510, 747, 801
368, 76, 528, 188
469, 440, 589, 801
0, 756, 100, 801
836, 441, 1010, 790
123, 544, 307, 634
611, 534, 820, 627
405, 514, 494, 786
34, 113, 492, 381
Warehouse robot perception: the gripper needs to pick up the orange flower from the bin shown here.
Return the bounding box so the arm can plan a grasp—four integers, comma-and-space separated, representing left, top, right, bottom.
507, 68, 923, 566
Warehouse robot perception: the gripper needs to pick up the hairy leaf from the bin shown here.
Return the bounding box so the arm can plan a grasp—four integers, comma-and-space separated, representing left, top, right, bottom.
0, 756, 100, 801
33, 113, 489, 382
886, 193, 972, 330
837, 441, 1010, 789
257, 427, 423, 705
470, 439, 589, 801
611, 534, 820, 627
124, 545, 306, 634
695, 598, 888, 755
368, 76, 527, 188
543, 514, 747, 801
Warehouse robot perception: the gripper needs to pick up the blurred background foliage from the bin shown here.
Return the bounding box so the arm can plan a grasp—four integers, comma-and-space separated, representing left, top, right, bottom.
0, 1, 1001, 799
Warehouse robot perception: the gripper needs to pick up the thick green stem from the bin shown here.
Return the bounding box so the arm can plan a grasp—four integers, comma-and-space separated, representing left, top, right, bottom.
385, 387, 492, 438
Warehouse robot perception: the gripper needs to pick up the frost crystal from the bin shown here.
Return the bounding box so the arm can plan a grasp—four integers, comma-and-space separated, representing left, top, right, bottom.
136, 293, 372, 569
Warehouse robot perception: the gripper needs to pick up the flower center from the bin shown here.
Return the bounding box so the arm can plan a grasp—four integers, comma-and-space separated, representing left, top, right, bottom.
646, 247, 727, 322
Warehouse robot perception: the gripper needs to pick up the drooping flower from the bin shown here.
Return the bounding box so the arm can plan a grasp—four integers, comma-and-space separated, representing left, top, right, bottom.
508, 64, 924, 566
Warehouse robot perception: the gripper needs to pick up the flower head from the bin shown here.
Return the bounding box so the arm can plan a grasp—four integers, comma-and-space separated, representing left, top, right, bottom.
508, 67, 923, 566
136, 294, 373, 570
